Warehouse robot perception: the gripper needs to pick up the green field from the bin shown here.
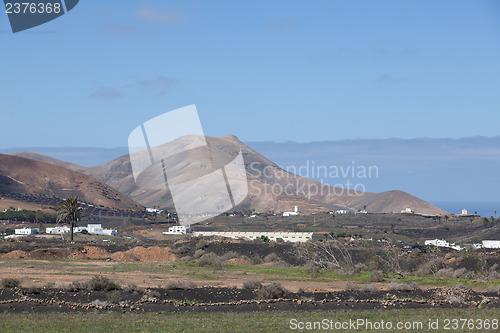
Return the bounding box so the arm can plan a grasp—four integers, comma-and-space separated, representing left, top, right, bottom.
1, 309, 498, 332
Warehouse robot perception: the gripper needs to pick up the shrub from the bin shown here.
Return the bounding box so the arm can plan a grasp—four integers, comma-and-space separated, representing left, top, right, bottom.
193, 249, 206, 259
69, 276, 120, 292
1, 278, 21, 288
174, 245, 191, 255
368, 270, 384, 282
67, 280, 89, 291
388, 281, 420, 291
164, 280, 197, 290
195, 239, 208, 250
124, 284, 144, 294
307, 266, 320, 278
257, 282, 290, 299
220, 251, 240, 261
264, 253, 280, 263
197, 252, 223, 269
344, 282, 377, 292
88, 275, 121, 292
358, 284, 378, 292
250, 255, 263, 265
242, 280, 262, 290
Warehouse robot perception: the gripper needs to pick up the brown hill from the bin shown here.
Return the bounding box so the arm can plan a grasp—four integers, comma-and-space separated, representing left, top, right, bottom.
0, 154, 143, 210
11, 151, 86, 173
11, 136, 448, 216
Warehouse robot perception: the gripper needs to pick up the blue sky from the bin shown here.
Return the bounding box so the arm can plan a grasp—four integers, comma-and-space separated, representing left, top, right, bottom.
1, 0, 500, 147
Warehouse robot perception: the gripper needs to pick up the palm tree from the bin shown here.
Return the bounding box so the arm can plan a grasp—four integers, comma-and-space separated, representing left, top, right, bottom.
57, 197, 82, 241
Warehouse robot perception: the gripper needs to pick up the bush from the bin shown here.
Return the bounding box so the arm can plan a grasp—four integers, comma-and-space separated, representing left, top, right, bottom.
88, 275, 121, 292
242, 280, 262, 290
388, 281, 420, 291
436, 267, 469, 278
345, 282, 378, 292
174, 245, 191, 255
164, 280, 197, 290
193, 249, 206, 259
197, 252, 223, 270
250, 255, 263, 265
69, 276, 121, 292
124, 284, 144, 294
1, 278, 21, 288
195, 239, 208, 250
264, 253, 280, 263
220, 251, 240, 261
257, 282, 290, 299
307, 266, 320, 278
368, 270, 384, 282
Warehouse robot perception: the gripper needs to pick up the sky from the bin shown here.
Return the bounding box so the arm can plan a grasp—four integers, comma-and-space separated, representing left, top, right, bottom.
1, 0, 500, 148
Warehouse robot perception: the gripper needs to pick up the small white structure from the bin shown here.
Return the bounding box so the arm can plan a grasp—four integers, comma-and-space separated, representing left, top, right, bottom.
283, 206, 300, 217
401, 208, 413, 214
15, 227, 39, 235
357, 209, 368, 214
425, 239, 450, 248
163, 226, 192, 235
192, 231, 314, 243
46, 226, 70, 234
462, 208, 468, 215
482, 240, 500, 249
85, 224, 117, 236
146, 208, 163, 214
333, 210, 352, 214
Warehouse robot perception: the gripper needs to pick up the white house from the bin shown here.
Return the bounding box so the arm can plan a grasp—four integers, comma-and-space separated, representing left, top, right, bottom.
163, 225, 191, 235
401, 208, 413, 214
425, 239, 450, 248
192, 231, 314, 243
85, 224, 117, 236
15, 227, 39, 235
46, 226, 70, 234
45, 224, 117, 236
283, 206, 300, 217
482, 240, 500, 249
146, 208, 163, 214
333, 210, 352, 214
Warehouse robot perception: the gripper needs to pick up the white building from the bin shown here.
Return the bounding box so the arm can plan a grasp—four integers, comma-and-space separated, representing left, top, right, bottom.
46, 224, 116, 236
283, 206, 300, 217
192, 231, 314, 243
46, 226, 70, 234
401, 208, 413, 214
15, 227, 39, 235
333, 210, 352, 214
146, 208, 163, 214
163, 225, 191, 235
425, 239, 450, 248
482, 240, 500, 249
85, 224, 117, 236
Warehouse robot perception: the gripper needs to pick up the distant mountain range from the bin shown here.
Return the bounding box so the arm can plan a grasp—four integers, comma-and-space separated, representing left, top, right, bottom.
4, 136, 498, 203
10, 135, 448, 216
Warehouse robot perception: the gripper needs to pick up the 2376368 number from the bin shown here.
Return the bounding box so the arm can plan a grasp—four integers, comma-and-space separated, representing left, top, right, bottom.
443, 318, 498, 330
5, 2, 62, 14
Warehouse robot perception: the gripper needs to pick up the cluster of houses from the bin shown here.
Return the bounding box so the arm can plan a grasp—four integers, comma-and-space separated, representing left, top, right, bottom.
425, 239, 500, 251
6, 224, 117, 238
46, 224, 117, 236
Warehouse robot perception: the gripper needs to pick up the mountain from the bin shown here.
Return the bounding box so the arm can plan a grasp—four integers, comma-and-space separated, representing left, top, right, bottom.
11, 151, 87, 173
10, 135, 448, 216
0, 154, 143, 210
